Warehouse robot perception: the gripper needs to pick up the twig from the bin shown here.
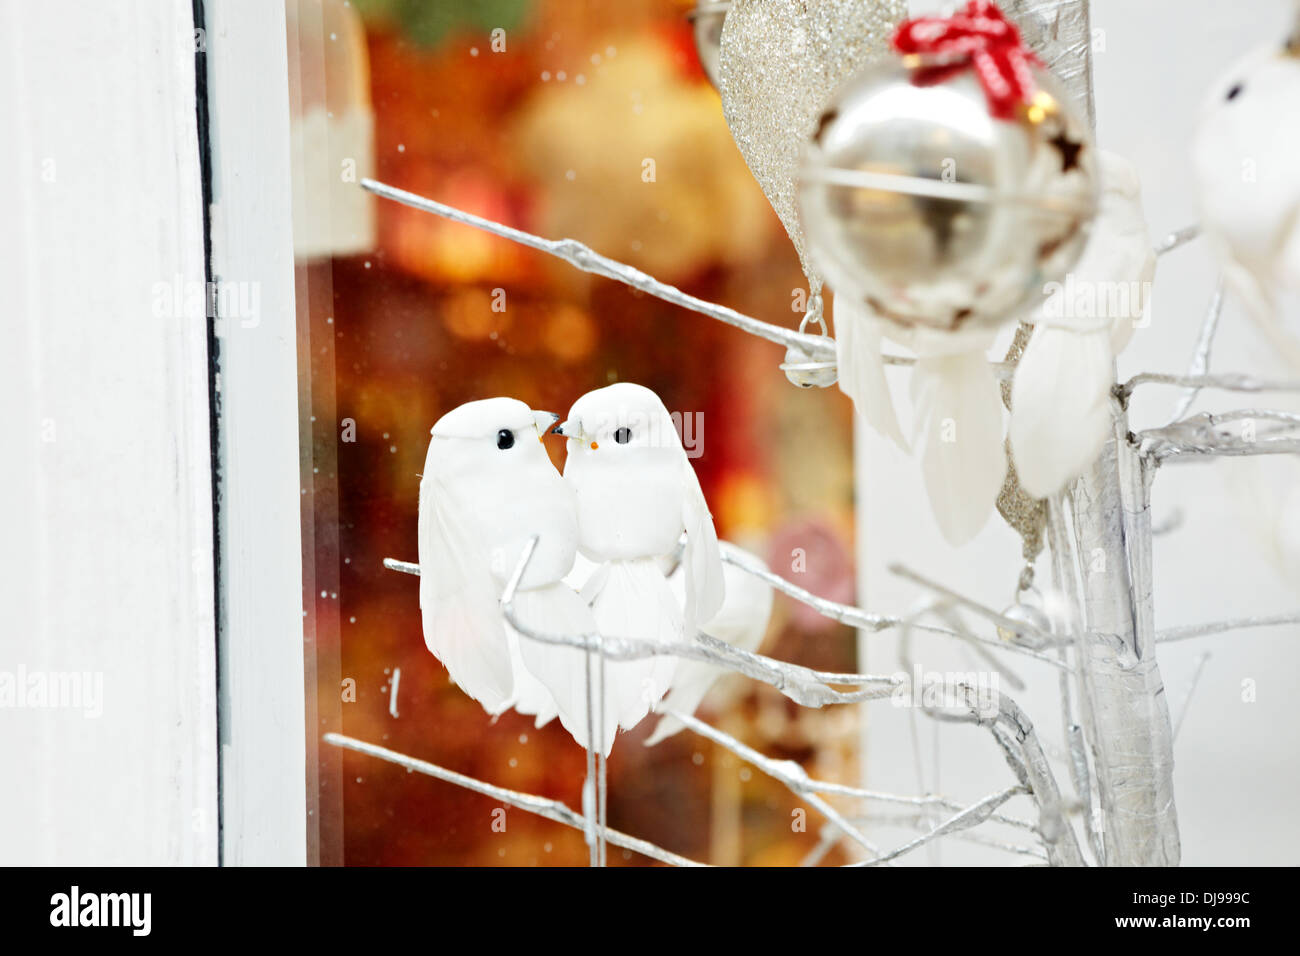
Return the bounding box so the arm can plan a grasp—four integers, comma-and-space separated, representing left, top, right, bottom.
1144, 436, 1300, 464
668, 709, 888, 859
1162, 276, 1225, 425
888, 563, 1064, 653
357, 178, 1025, 380
841, 814, 1048, 859
1172, 653, 1211, 743
390, 551, 1080, 863
1120, 371, 1300, 399
722, 553, 1067, 670
1154, 223, 1200, 255
323, 733, 705, 866
722, 554, 894, 631
361, 177, 834, 361
389, 552, 1067, 678
847, 786, 1028, 866
1156, 613, 1300, 644
1139, 408, 1300, 462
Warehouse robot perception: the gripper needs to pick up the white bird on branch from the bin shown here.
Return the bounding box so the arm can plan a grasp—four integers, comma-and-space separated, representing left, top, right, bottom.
553, 383, 726, 739
417, 398, 593, 731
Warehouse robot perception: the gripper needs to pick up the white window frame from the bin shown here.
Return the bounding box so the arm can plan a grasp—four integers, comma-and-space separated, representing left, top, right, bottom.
0, 0, 306, 865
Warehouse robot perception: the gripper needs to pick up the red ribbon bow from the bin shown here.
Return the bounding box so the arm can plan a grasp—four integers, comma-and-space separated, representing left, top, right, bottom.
892, 0, 1043, 121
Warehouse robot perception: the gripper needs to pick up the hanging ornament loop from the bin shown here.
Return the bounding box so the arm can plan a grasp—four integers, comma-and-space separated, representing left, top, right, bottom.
892, 1, 1044, 121
798, 291, 828, 337
782, 290, 837, 388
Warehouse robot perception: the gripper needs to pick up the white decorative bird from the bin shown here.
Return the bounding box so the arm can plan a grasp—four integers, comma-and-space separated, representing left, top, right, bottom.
646, 541, 774, 745
555, 382, 726, 735
418, 398, 598, 742
1192, 32, 1300, 368
1010, 150, 1155, 498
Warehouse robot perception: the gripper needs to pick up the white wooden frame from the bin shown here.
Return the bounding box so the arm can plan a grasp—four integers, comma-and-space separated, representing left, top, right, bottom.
0, 0, 219, 865
0, 0, 307, 865
202, 0, 307, 866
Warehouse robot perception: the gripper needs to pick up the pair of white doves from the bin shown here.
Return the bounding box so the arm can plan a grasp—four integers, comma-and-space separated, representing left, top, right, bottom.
417, 382, 772, 755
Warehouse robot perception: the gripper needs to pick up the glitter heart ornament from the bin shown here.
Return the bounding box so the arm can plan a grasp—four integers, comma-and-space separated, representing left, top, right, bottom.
718, 0, 907, 295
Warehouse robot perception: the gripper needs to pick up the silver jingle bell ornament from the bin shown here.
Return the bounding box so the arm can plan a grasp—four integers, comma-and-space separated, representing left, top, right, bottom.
781, 339, 838, 388
798, 58, 1098, 334
688, 1, 730, 91
996, 600, 1053, 646
781, 294, 838, 388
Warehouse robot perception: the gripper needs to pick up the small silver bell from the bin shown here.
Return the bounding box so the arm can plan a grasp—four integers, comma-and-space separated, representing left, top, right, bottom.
996, 602, 1053, 645
781, 340, 838, 388
781, 293, 837, 388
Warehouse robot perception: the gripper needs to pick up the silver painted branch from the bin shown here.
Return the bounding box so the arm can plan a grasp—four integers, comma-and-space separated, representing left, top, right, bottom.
1154, 224, 1200, 256
1172, 653, 1212, 743
359, 177, 835, 362
1163, 276, 1225, 425
847, 786, 1029, 867
1156, 613, 1300, 644
668, 709, 1049, 865
839, 815, 1048, 860
1139, 408, 1300, 463
355, 178, 1019, 379
1005, 0, 1095, 127
668, 709, 887, 859
1065, 408, 1180, 866
386, 553, 1076, 859
1121, 371, 1300, 397
722, 551, 1071, 668
323, 733, 704, 866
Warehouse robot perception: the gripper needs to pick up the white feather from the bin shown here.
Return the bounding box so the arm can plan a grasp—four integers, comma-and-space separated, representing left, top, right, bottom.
497, 628, 559, 728
680, 457, 725, 632
911, 352, 1007, 545
647, 542, 774, 745
512, 583, 614, 754
1009, 151, 1154, 498
581, 559, 681, 733
833, 297, 907, 448
418, 472, 515, 711
1009, 325, 1114, 499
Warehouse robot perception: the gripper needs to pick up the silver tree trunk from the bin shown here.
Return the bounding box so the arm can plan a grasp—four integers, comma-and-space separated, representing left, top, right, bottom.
1006, 0, 1182, 865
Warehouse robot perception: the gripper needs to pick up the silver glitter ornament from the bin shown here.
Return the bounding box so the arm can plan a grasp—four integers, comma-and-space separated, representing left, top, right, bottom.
799, 58, 1098, 333
718, 0, 907, 295
688, 1, 730, 90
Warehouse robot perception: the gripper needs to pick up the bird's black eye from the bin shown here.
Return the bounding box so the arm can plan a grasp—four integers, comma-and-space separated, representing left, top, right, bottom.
496, 428, 515, 450
614, 427, 632, 444
1226, 82, 1244, 102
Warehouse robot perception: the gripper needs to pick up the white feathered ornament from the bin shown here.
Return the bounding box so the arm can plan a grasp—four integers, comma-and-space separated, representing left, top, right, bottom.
1192, 30, 1300, 369
418, 398, 595, 734
826, 152, 1157, 540
834, 292, 1009, 545
555, 383, 725, 737
646, 541, 774, 745
1010, 150, 1155, 498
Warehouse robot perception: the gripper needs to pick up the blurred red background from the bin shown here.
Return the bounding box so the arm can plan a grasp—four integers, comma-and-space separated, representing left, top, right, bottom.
291, 0, 861, 865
